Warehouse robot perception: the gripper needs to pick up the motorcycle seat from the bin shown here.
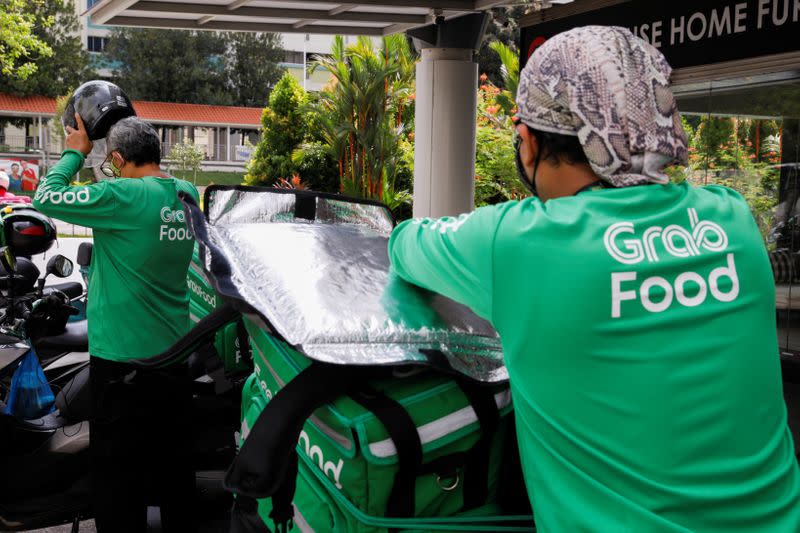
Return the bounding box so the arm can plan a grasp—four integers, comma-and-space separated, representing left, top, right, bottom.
36, 320, 88, 354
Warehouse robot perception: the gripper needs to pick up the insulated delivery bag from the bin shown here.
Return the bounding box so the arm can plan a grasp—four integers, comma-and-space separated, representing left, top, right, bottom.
188, 244, 251, 376
181, 186, 534, 532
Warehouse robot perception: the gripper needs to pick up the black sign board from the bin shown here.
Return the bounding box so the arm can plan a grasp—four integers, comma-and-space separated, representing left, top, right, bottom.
520, 0, 800, 69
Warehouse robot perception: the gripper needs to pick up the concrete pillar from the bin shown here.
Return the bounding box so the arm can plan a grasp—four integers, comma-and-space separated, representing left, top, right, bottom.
226, 126, 231, 161
413, 48, 478, 218
408, 13, 489, 219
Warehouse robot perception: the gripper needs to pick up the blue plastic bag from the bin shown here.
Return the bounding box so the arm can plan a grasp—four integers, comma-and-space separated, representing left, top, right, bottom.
3, 348, 55, 419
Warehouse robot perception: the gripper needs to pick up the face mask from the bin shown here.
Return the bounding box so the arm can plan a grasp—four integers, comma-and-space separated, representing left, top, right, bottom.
100, 153, 123, 179
514, 133, 541, 197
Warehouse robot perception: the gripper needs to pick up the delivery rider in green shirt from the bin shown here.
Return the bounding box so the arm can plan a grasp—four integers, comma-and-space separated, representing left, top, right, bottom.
33, 115, 199, 532
389, 27, 800, 532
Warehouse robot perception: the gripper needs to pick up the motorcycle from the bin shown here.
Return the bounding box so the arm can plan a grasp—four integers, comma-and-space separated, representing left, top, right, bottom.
0, 206, 248, 531
0, 204, 90, 394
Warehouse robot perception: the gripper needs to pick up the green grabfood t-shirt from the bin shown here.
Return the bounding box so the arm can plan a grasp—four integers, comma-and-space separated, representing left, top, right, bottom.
389, 182, 800, 532
33, 149, 199, 361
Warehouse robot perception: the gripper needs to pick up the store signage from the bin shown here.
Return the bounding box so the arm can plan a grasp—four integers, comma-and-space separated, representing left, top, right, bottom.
521, 0, 800, 69
235, 144, 254, 161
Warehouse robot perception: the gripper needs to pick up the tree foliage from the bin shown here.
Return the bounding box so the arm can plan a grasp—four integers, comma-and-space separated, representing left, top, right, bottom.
53, 91, 71, 143
104, 29, 284, 106
488, 41, 519, 103
224, 32, 285, 108
475, 79, 527, 207
477, 1, 533, 88
104, 28, 230, 105
0, 0, 92, 96
245, 72, 307, 185
308, 35, 416, 205
0, 0, 53, 80
169, 140, 205, 184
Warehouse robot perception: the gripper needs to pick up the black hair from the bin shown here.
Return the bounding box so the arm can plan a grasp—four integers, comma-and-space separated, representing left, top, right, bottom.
527, 126, 588, 167
107, 117, 162, 166
10, 163, 19, 168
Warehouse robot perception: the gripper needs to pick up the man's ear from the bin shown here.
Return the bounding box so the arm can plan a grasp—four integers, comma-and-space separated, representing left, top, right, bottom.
517, 125, 539, 169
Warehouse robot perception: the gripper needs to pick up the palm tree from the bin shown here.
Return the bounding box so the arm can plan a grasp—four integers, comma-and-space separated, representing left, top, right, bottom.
310, 35, 416, 204
489, 41, 519, 96
489, 41, 520, 116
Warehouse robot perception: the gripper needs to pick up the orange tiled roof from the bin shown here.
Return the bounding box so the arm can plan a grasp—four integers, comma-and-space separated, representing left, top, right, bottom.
0, 94, 56, 115
0, 93, 263, 127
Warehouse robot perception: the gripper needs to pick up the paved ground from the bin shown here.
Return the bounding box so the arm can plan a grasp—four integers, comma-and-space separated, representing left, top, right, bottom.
28, 519, 96, 532
25, 507, 232, 532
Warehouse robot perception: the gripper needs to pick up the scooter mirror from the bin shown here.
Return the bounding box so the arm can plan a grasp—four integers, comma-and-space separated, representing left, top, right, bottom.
46, 255, 74, 278
0, 246, 17, 274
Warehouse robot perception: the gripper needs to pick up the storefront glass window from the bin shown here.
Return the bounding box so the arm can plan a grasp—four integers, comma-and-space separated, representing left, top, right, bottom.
675, 74, 800, 353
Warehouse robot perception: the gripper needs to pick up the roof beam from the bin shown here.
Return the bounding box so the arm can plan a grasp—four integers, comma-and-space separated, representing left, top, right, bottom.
316, 0, 512, 7
382, 22, 422, 36
292, 20, 312, 29
226, 0, 250, 11
329, 4, 356, 16
128, 2, 428, 24
107, 15, 385, 35
87, 0, 140, 24
197, 14, 215, 25
322, 0, 474, 7
473, 0, 512, 8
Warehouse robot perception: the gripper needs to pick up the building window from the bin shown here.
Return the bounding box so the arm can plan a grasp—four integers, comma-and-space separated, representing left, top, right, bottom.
283, 51, 304, 65
87, 36, 108, 53
87, 0, 100, 8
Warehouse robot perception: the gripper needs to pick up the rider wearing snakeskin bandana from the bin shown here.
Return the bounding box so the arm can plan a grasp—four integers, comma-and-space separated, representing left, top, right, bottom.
390, 26, 799, 531
516, 26, 688, 189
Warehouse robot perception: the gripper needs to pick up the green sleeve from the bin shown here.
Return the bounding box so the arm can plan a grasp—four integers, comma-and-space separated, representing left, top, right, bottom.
388, 204, 510, 321
33, 150, 119, 229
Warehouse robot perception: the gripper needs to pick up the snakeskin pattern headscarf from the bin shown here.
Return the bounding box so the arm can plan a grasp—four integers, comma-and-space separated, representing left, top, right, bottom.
516, 26, 688, 187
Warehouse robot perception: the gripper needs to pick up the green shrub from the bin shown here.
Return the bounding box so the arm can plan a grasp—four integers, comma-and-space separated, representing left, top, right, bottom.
245, 72, 307, 185
294, 141, 339, 193
474, 125, 526, 208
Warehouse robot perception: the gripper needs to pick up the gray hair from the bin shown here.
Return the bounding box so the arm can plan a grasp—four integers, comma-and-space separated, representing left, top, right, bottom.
107, 117, 161, 165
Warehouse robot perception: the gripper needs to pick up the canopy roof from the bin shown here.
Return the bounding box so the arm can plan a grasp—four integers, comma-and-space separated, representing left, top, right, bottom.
0, 93, 263, 128
87, 0, 512, 36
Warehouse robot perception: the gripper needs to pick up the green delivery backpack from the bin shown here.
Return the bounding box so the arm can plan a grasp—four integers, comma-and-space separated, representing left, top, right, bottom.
227, 320, 534, 533
187, 244, 250, 376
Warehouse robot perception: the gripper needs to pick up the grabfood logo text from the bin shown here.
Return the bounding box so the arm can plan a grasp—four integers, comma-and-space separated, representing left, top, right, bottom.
187, 278, 216, 308
159, 206, 193, 241
605, 208, 739, 318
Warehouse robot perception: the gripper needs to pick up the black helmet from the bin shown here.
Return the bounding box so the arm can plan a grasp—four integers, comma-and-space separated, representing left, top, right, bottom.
2, 207, 57, 257
63, 81, 136, 141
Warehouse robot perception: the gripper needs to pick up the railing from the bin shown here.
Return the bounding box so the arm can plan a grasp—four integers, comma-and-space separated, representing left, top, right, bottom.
161, 142, 254, 163
0, 134, 62, 155
0, 136, 254, 164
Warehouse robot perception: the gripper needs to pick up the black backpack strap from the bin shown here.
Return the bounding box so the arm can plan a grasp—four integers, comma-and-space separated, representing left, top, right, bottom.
230, 494, 271, 533
236, 318, 253, 366
268, 450, 298, 533
455, 378, 500, 511
351, 387, 423, 518
130, 303, 240, 369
